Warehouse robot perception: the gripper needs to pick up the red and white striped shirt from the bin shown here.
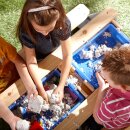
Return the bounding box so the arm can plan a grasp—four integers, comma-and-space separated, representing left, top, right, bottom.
97, 87, 130, 129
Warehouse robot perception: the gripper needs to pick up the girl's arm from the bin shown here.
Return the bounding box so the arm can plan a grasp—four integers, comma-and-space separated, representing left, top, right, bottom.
23, 45, 48, 102
0, 99, 20, 130
12, 53, 38, 98
93, 72, 109, 124
53, 37, 72, 102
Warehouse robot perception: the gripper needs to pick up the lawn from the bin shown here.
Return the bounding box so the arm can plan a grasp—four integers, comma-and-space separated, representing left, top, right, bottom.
0, 0, 130, 51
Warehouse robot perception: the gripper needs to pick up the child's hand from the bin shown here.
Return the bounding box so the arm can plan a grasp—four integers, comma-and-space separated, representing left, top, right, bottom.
43, 92, 49, 103
53, 87, 64, 103
96, 72, 109, 91
27, 86, 38, 99
9, 116, 20, 130
39, 91, 49, 103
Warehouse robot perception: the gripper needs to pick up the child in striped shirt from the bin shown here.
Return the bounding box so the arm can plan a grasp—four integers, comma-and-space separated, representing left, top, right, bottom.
93, 45, 130, 130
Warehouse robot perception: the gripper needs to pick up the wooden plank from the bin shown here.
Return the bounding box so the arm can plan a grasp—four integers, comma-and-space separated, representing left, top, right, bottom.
0, 8, 117, 108
124, 126, 130, 130
0, 81, 26, 107
54, 89, 98, 130
69, 67, 92, 98
111, 19, 123, 29
83, 80, 95, 92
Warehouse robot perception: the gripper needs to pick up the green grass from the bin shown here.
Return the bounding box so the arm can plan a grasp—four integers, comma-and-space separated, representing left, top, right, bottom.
86, 0, 130, 38
0, 0, 24, 50
0, 0, 130, 50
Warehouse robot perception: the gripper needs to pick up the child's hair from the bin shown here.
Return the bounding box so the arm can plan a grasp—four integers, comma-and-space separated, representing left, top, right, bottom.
16, 0, 67, 43
102, 45, 130, 86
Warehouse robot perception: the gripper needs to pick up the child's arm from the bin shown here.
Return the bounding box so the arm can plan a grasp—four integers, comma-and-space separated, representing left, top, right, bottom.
23, 46, 48, 102
0, 37, 38, 98
53, 37, 72, 102
93, 72, 109, 124
12, 53, 38, 98
0, 99, 20, 130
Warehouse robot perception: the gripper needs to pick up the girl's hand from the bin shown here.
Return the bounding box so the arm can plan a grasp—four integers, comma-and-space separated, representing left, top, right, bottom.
96, 72, 109, 91
53, 87, 64, 103
39, 90, 49, 103
43, 92, 49, 103
27, 86, 38, 99
9, 116, 20, 130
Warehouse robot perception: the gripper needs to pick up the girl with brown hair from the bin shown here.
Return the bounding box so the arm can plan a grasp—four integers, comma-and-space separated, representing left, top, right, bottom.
16, 0, 72, 102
